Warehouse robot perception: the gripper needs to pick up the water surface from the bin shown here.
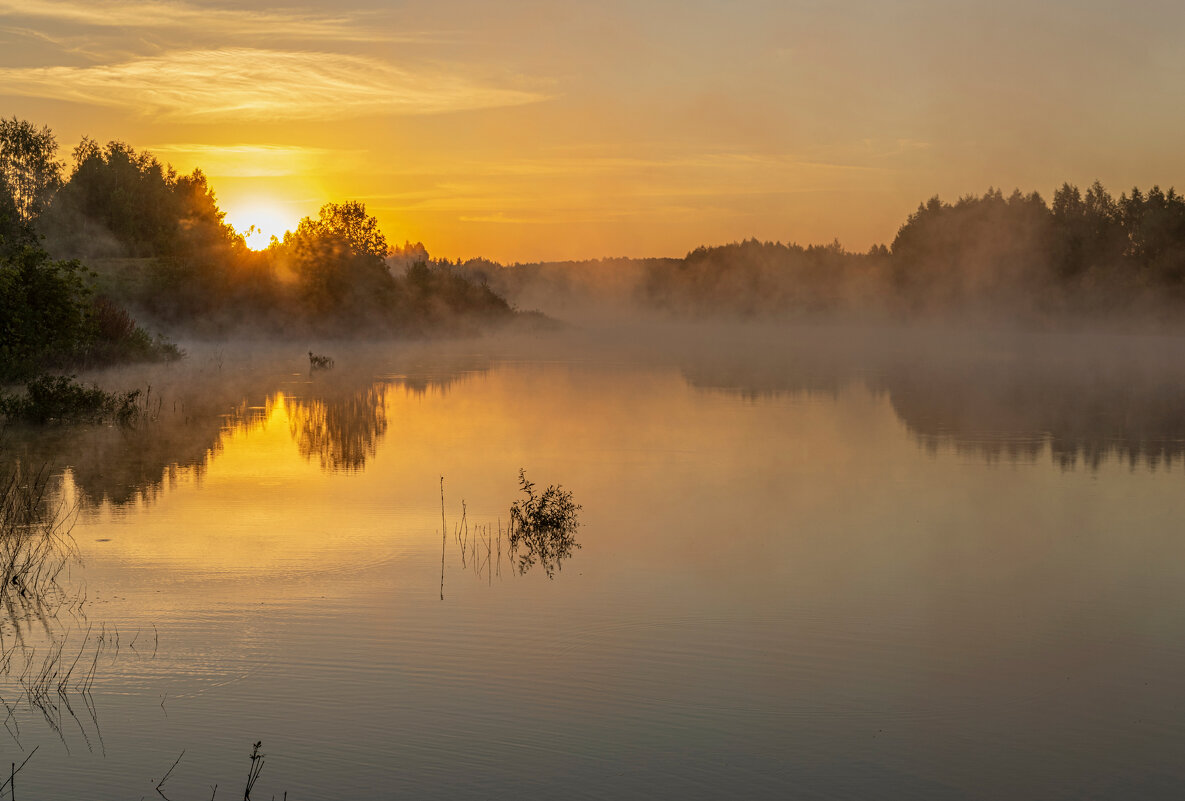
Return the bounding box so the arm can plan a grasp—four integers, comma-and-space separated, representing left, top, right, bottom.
4, 324, 1185, 799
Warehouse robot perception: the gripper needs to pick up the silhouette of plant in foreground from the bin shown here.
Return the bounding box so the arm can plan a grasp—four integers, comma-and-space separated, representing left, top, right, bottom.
508, 469, 581, 579
154, 740, 281, 801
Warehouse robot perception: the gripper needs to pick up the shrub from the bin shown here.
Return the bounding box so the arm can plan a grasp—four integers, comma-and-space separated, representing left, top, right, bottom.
0, 374, 143, 425
508, 469, 581, 578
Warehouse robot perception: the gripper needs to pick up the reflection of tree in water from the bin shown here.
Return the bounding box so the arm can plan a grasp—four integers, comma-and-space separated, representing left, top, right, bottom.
2, 382, 274, 511
884, 362, 1185, 470
677, 328, 1185, 471
285, 384, 388, 472
2, 352, 493, 508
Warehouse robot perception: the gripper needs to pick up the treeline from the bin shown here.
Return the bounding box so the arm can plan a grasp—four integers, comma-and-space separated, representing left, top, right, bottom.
0, 121, 181, 382
470, 184, 1185, 324
0, 117, 517, 383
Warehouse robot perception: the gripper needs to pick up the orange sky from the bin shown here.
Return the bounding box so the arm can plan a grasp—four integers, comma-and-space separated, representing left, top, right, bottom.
1, 0, 1183, 262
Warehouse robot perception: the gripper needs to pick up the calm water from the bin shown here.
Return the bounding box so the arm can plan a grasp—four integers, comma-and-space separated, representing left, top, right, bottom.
5, 323, 1185, 799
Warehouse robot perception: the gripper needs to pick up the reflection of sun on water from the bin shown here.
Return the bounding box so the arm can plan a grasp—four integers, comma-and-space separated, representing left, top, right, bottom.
223, 201, 297, 250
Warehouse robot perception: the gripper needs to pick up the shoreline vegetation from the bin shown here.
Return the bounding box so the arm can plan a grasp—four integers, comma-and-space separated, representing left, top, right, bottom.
7, 114, 1185, 422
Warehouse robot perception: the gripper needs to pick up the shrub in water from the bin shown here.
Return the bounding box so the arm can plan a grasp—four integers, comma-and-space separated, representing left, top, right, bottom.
508, 469, 581, 578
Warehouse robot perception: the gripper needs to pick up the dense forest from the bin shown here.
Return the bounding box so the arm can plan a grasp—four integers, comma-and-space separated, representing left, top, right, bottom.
471, 184, 1185, 325
0, 117, 515, 384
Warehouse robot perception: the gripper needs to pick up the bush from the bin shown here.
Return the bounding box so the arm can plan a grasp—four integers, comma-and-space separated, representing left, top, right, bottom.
0, 374, 143, 425
508, 469, 581, 578
0, 246, 93, 381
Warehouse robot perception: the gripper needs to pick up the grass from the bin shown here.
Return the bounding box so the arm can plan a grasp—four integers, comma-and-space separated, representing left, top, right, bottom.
0, 457, 77, 607
0, 450, 107, 751
154, 740, 282, 801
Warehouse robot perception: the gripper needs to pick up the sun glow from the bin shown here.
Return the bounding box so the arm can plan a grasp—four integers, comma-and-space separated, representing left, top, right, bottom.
224, 201, 298, 250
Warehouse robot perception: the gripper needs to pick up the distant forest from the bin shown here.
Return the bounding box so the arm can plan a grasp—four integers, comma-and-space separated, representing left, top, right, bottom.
469, 183, 1185, 324
5, 114, 1185, 382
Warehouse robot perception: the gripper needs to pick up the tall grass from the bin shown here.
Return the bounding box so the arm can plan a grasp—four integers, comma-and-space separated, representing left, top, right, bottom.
0, 457, 77, 606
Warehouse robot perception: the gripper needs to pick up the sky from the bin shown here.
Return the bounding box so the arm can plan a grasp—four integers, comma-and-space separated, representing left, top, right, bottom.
0, 0, 1183, 262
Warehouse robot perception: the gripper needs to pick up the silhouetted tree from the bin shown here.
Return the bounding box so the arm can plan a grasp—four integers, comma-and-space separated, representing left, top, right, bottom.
0, 118, 62, 224
277, 201, 397, 322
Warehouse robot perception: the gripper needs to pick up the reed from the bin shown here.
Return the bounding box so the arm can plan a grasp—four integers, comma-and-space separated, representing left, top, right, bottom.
438, 469, 581, 590
0, 457, 78, 619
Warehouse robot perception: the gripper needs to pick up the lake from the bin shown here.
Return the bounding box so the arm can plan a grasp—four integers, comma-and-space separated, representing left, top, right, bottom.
4, 321, 1185, 800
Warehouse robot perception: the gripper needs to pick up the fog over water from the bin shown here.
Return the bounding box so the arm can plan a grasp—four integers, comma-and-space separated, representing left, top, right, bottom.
1, 318, 1184, 798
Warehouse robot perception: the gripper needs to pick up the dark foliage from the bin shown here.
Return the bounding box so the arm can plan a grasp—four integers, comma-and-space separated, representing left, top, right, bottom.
0, 245, 94, 381
0, 374, 143, 425
508, 469, 581, 578
0, 243, 182, 381
42, 138, 238, 259
487, 181, 1185, 324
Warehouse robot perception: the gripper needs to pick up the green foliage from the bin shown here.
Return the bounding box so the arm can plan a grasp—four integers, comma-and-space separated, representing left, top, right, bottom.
508, 469, 581, 579
0, 245, 93, 381
0, 117, 62, 224
0, 374, 143, 425
0, 172, 34, 256
0, 241, 183, 381
890, 182, 1185, 310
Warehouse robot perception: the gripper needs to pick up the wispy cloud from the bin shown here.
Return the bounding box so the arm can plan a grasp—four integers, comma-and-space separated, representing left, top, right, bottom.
374, 152, 892, 181
144, 143, 356, 177
0, 0, 425, 43
0, 48, 550, 120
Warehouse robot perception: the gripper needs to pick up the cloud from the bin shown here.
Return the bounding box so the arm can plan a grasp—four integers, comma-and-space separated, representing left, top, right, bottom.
0, 48, 549, 120
143, 143, 355, 177
0, 0, 424, 43
376, 152, 891, 180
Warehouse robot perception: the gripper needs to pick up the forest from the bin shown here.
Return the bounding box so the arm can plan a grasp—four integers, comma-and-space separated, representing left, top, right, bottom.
6, 113, 1185, 390
474, 184, 1185, 324
0, 117, 515, 385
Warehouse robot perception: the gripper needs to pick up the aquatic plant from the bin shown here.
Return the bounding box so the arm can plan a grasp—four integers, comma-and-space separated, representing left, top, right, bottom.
508, 469, 581, 579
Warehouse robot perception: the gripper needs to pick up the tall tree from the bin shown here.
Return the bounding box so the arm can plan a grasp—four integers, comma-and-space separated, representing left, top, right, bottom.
0, 118, 62, 223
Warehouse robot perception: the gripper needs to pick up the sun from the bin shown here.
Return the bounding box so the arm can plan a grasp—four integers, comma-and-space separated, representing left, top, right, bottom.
223, 200, 298, 250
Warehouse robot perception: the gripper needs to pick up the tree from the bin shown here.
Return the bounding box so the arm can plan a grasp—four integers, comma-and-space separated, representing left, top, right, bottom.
45, 138, 240, 258
0, 118, 62, 223
0, 245, 93, 381
291, 201, 389, 261
278, 201, 395, 321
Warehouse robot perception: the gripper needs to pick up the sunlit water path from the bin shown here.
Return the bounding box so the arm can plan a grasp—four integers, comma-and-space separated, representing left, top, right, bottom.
4, 326, 1185, 799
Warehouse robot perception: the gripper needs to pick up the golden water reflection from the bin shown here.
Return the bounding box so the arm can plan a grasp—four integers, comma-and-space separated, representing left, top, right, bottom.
8, 327, 1185, 522
285, 384, 388, 472
8, 333, 1185, 798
